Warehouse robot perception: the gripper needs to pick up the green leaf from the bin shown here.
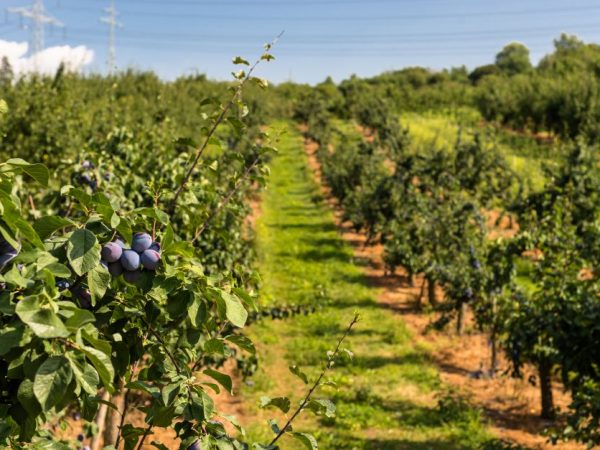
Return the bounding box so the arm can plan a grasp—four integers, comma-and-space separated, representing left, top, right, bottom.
116, 217, 132, 243
203, 369, 233, 394
17, 379, 41, 417
67, 229, 100, 276
161, 383, 181, 407
221, 292, 248, 328
88, 264, 110, 303
0, 325, 30, 356
5, 159, 49, 186
82, 345, 115, 393
14, 217, 44, 249
227, 117, 246, 137
65, 309, 96, 332
133, 207, 169, 225
289, 365, 309, 384
33, 216, 75, 240
251, 77, 269, 89
306, 399, 335, 418
268, 418, 280, 435
34, 356, 73, 411
225, 334, 255, 354
68, 355, 100, 396
261, 53, 275, 61
43, 262, 72, 278
200, 389, 215, 420
232, 56, 250, 65
290, 432, 318, 450
259, 396, 290, 413
16, 296, 70, 338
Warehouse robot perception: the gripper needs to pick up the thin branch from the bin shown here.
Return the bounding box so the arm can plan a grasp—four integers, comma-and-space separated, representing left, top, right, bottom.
114, 333, 148, 449
192, 155, 261, 243
135, 424, 153, 450
269, 314, 359, 447
169, 31, 283, 213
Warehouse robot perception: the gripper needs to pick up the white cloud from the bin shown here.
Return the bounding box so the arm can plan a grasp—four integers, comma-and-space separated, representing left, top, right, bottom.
0, 40, 94, 76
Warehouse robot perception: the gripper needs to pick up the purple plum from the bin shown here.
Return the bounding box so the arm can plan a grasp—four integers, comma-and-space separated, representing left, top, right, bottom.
108, 261, 123, 277
141, 249, 161, 271
120, 250, 140, 272
131, 232, 152, 253
101, 242, 123, 263
123, 270, 141, 284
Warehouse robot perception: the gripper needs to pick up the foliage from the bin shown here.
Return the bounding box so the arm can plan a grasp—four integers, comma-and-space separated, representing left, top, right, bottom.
0, 46, 353, 450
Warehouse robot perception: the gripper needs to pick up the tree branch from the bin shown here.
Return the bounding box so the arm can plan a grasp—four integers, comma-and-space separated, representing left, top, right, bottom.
268, 314, 359, 447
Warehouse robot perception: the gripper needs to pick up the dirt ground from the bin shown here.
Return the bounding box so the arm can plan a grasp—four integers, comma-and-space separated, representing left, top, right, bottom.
302, 132, 583, 450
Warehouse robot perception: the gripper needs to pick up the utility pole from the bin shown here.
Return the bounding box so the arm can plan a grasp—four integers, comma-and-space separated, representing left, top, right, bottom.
7, 0, 64, 70
100, 0, 122, 75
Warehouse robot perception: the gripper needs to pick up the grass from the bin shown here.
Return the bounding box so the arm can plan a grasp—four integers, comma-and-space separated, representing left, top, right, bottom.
398, 110, 550, 191
239, 121, 496, 449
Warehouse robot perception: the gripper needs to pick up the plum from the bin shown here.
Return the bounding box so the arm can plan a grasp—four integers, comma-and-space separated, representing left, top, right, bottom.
141, 249, 161, 271
123, 270, 141, 284
101, 242, 123, 263
132, 232, 152, 253
72, 286, 92, 309
80, 174, 93, 185
108, 261, 123, 277
56, 280, 71, 291
188, 441, 201, 450
114, 238, 126, 249
149, 241, 161, 252
120, 250, 140, 271
0, 250, 18, 271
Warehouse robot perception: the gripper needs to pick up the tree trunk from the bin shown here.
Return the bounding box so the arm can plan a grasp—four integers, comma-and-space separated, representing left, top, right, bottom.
489, 297, 498, 377
408, 270, 415, 287
103, 381, 126, 447
427, 276, 437, 306
91, 390, 111, 450
416, 277, 426, 309
456, 301, 466, 335
539, 359, 555, 420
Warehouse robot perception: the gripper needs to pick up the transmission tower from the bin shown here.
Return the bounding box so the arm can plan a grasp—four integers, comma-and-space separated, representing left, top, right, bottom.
100, 0, 122, 75
7, 0, 64, 69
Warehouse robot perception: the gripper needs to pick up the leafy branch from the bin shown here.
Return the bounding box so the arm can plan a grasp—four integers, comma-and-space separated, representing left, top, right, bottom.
170, 31, 283, 213
268, 313, 359, 447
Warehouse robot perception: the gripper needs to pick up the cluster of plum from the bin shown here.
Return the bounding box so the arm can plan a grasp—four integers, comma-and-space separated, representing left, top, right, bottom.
0, 235, 20, 272
101, 232, 161, 283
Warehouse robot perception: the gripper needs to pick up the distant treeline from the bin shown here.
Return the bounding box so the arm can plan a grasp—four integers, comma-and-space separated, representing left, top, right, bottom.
286, 33, 600, 142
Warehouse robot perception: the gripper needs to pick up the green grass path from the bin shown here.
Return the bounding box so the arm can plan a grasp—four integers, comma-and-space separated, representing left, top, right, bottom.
242, 122, 494, 449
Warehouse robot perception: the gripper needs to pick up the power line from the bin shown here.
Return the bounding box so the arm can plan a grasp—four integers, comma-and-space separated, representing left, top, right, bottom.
52, 22, 600, 45
100, 0, 122, 74
53, 3, 600, 21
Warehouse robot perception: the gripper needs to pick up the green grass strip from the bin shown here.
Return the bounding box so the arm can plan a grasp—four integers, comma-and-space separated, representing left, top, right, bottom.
242, 121, 495, 449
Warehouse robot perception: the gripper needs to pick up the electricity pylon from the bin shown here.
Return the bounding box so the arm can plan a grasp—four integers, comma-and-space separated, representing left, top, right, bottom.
7, 0, 64, 70
100, 0, 123, 75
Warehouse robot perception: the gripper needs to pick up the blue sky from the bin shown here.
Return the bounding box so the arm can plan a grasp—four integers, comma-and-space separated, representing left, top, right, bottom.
2, 0, 600, 84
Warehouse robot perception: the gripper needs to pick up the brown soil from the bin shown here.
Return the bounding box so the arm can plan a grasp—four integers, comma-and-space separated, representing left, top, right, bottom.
302, 131, 583, 450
